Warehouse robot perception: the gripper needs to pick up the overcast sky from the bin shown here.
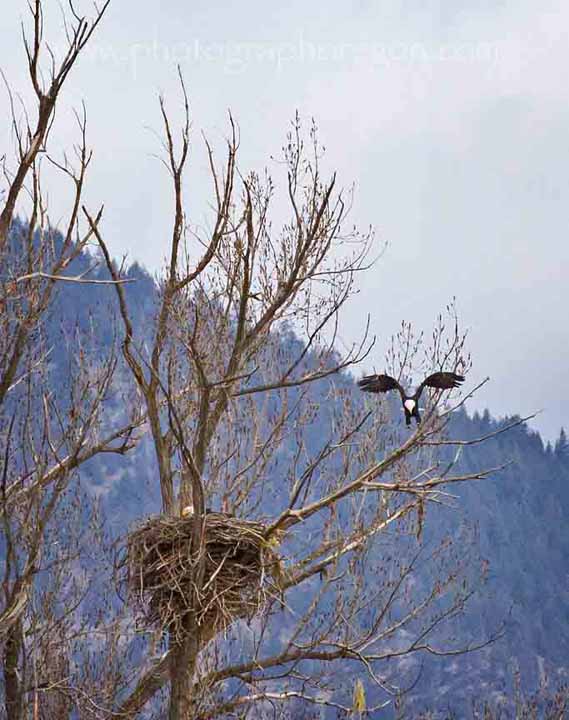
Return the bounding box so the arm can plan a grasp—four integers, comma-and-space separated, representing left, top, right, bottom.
2, 0, 568, 440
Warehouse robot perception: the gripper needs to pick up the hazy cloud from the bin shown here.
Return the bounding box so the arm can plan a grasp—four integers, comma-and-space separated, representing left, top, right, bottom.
1, 0, 567, 438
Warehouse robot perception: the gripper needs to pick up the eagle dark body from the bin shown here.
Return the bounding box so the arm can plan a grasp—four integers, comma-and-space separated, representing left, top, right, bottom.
358, 371, 464, 426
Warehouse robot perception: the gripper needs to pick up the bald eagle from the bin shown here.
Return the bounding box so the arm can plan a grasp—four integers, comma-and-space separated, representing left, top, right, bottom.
181, 504, 231, 518
181, 503, 213, 517
358, 371, 464, 426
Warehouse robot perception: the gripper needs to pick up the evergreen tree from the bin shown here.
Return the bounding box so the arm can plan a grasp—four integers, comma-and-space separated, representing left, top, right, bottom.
555, 427, 568, 457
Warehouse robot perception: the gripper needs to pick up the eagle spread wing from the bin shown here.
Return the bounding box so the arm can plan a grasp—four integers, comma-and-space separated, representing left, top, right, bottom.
415, 371, 464, 400
358, 374, 405, 398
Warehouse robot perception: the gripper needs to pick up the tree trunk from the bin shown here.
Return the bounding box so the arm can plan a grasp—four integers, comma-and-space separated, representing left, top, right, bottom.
168, 615, 201, 720
4, 620, 23, 720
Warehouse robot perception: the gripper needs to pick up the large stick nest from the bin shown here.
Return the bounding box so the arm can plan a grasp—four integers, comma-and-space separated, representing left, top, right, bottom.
125, 513, 284, 641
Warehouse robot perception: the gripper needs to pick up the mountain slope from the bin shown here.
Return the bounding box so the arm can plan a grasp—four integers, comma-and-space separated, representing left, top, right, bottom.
25, 240, 569, 715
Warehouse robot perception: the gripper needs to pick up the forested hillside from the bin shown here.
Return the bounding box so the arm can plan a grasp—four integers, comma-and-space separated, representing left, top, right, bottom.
39, 239, 569, 717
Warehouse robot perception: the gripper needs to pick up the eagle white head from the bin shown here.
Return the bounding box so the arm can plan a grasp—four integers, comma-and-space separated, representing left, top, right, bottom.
404, 399, 416, 412
181, 504, 194, 517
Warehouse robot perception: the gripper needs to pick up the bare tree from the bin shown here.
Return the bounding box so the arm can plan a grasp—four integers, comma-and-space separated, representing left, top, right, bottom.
92, 81, 511, 718
0, 3, 140, 718
0, 3, 520, 719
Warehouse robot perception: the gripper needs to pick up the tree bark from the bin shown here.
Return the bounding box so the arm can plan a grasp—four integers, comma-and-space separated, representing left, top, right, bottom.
4, 620, 23, 720
168, 615, 201, 720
